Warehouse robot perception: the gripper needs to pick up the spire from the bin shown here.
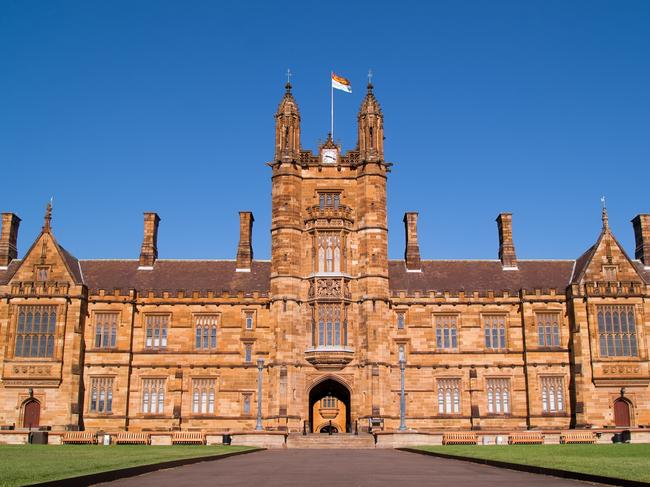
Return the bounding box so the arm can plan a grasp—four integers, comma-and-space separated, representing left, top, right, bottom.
358, 78, 384, 161
275, 76, 301, 161
43, 200, 52, 233
601, 196, 609, 230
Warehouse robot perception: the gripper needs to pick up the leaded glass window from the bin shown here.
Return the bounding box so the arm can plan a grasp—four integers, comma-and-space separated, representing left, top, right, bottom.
537, 313, 560, 347
145, 315, 168, 350
597, 305, 638, 357
14, 305, 56, 358
435, 315, 458, 350
486, 378, 510, 414
142, 378, 165, 414
437, 378, 461, 415
89, 377, 114, 414
195, 315, 218, 350
484, 315, 506, 350
192, 378, 216, 415
94, 313, 118, 349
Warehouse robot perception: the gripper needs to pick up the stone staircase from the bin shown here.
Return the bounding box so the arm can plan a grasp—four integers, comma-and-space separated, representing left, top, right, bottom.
286, 433, 375, 449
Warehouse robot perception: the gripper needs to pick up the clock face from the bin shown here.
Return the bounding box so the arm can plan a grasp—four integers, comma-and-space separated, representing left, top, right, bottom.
321, 148, 337, 164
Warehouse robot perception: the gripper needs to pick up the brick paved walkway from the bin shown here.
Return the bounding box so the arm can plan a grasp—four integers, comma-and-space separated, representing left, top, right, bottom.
101, 449, 598, 486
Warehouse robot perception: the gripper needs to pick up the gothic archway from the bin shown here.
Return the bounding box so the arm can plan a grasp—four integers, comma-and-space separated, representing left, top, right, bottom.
22, 399, 40, 429
308, 377, 351, 433
614, 398, 631, 427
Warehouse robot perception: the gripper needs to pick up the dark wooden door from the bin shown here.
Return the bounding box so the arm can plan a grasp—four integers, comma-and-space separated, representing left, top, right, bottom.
23, 400, 40, 429
614, 399, 630, 427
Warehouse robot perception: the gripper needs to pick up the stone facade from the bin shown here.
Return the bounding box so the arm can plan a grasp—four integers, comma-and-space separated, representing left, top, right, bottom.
1, 82, 649, 434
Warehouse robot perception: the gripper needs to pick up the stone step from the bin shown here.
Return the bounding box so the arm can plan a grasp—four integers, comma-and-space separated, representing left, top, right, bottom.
286, 433, 375, 449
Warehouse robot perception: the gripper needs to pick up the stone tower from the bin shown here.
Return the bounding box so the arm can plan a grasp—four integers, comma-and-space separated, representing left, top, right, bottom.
269, 80, 391, 432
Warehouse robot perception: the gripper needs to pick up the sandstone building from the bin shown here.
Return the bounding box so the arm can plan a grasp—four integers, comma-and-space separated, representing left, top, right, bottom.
1, 82, 649, 436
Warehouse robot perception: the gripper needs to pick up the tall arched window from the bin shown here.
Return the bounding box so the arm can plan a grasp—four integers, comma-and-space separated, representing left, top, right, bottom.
316, 234, 342, 273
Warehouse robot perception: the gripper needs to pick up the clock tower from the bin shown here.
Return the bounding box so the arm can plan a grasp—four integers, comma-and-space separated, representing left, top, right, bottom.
269, 80, 391, 432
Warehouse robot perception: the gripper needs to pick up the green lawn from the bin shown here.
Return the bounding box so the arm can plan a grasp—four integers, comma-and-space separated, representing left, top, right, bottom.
0, 444, 254, 487
413, 444, 650, 483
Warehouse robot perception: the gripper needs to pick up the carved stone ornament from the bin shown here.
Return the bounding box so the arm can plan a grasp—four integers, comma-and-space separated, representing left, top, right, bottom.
317, 279, 341, 298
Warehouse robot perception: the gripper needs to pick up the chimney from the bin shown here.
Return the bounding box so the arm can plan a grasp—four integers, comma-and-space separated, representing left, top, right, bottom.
403, 212, 421, 272
139, 212, 160, 269
496, 212, 518, 270
632, 214, 650, 267
0, 213, 21, 268
236, 211, 254, 272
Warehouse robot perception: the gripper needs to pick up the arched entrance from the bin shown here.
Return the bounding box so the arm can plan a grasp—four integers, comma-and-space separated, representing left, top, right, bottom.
308, 378, 351, 433
614, 398, 631, 427
23, 399, 40, 429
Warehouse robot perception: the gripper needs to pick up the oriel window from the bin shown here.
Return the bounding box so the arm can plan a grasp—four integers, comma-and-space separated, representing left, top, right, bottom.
317, 233, 342, 273
315, 304, 345, 348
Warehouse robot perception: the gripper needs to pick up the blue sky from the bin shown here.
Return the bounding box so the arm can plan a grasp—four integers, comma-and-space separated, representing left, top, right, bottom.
1, 0, 649, 261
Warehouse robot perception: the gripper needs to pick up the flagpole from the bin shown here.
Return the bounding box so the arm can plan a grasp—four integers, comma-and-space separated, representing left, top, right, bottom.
330, 71, 334, 138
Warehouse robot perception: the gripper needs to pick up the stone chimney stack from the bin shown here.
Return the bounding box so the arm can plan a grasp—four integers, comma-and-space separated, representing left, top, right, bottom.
236, 211, 254, 272
0, 213, 21, 268
632, 214, 650, 267
496, 212, 518, 270
403, 212, 421, 272
139, 212, 160, 269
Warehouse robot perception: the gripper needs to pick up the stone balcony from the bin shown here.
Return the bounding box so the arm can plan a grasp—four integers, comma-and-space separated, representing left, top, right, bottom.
305, 346, 354, 371
304, 205, 354, 228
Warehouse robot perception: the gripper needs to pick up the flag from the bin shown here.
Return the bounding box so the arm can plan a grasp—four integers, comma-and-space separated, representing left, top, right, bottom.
332, 72, 352, 93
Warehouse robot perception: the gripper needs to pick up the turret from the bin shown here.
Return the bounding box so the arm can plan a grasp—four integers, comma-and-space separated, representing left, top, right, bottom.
274, 82, 301, 161
357, 82, 384, 161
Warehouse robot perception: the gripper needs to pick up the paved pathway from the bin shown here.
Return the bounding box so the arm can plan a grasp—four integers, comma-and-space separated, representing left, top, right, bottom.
101, 449, 600, 487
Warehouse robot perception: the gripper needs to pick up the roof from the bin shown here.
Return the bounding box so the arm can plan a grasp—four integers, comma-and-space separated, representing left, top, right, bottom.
0, 260, 21, 285
388, 260, 575, 294
79, 260, 271, 295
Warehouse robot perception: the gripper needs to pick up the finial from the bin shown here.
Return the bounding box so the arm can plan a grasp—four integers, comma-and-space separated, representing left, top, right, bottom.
601, 195, 609, 229
367, 69, 374, 91
285, 68, 292, 92
43, 198, 52, 232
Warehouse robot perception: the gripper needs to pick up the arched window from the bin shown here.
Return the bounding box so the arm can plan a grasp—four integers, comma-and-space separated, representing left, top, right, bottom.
437, 378, 461, 415
192, 378, 216, 415
316, 234, 342, 273
486, 378, 510, 414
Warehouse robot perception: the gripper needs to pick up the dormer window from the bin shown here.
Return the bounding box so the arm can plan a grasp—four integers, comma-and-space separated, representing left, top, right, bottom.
319, 192, 340, 210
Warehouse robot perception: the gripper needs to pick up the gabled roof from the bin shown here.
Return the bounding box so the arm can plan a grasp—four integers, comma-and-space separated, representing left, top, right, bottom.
388, 260, 574, 294
0, 230, 84, 286
570, 224, 644, 285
